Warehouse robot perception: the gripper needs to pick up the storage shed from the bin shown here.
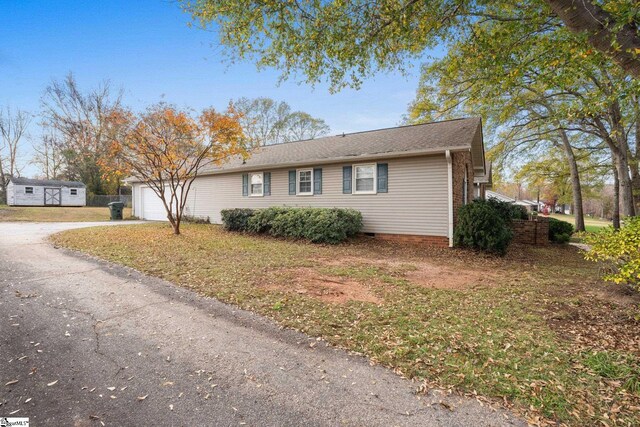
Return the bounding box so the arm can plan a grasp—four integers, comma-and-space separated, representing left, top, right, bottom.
6, 177, 86, 207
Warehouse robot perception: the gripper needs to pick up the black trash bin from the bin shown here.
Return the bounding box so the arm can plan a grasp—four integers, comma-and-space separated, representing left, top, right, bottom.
108, 201, 125, 220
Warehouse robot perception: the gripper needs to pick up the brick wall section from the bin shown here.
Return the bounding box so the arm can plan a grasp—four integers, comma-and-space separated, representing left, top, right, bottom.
375, 233, 449, 247
452, 151, 474, 227
510, 217, 549, 245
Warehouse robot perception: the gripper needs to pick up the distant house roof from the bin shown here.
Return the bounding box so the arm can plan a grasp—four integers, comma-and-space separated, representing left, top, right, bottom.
9, 177, 85, 188
197, 117, 485, 176
486, 190, 515, 203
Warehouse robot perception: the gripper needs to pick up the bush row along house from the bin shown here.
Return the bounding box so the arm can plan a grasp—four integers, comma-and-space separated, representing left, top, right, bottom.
128, 118, 491, 247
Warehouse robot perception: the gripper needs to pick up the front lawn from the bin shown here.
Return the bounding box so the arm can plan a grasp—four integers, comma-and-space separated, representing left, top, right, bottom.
548, 213, 612, 233
51, 223, 640, 426
0, 205, 132, 222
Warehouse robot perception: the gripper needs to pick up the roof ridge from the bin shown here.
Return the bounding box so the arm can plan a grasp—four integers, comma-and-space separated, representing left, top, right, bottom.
251, 117, 480, 149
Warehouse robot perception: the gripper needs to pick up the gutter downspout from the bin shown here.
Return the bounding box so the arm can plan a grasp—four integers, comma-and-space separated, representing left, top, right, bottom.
446, 150, 454, 247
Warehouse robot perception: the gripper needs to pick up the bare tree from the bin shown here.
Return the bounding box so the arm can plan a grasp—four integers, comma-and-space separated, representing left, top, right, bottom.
0, 107, 32, 202
40, 73, 125, 195
234, 97, 330, 146
32, 132, 64, 179
285, 112, 331, 142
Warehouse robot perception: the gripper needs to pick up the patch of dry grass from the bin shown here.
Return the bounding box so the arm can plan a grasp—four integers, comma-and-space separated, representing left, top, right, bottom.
0, 205, 132, 222
51, 223, 640, 426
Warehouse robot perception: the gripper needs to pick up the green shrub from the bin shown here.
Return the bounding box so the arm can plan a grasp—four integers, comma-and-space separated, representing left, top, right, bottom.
454, 200, 513, 255
247, 207, 289, 234
299, 208, 362, 243
230, 206, 363, 244
335, 208, 364, 237
548, 217, 575, 243
485, 198, 528, 222
220, 208, 255, 231
583, 217, 640, 289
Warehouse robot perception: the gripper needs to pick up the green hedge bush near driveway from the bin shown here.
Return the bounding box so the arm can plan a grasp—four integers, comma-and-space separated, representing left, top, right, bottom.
454, 198, 532, 256
221, 207, 363, 244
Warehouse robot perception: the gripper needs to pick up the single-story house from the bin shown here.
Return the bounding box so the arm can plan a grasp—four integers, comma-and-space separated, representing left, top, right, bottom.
486, 190, 539, 212
129, 117, 489, 247
7, 177, 86, 207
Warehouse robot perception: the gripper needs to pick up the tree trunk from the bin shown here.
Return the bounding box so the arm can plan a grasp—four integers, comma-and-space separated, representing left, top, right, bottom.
545, 0, 640, 78
613, 147, 636, 217
612, 160, 621, 229
557, 129, 585, 231
632, 115, 640, 211
603, 103, 636, 217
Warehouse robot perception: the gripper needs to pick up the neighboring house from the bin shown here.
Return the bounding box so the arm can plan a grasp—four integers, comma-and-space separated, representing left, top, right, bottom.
486, 190, 539, 212
6, 177, 86, 207
129, 118, 489, 247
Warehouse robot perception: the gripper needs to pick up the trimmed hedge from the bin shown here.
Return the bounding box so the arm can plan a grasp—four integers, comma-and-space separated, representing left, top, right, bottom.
485, 198, 528, 222
220, 207, 363, 244
548, 217, 574, 243
220, 208, 254, 231
454, 200, 514, 255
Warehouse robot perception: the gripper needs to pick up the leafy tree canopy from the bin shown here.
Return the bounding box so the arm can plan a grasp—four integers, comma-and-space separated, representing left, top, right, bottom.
181, 0, 640, 91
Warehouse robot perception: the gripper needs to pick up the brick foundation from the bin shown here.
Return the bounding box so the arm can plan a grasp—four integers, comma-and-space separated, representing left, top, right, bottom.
373, 233, 450, 247
510, 217, 549, 245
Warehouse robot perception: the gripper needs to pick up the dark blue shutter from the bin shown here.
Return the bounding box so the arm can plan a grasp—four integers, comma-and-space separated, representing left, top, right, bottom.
242, 173, 248, 196
264, 172, 271, 196
313, 168, 322, 195
288, 170, 296, 195
377, 163, 388, 193
342, 166, 352, 194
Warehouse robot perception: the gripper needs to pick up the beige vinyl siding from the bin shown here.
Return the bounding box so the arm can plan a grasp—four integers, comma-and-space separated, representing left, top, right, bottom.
177, 155, 448, 237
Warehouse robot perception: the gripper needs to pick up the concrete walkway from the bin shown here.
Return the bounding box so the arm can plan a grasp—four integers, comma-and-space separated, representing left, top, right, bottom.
0, 222, 526, 426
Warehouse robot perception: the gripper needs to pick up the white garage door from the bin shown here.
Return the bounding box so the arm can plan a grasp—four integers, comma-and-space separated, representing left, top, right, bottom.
141, 187, 168, 221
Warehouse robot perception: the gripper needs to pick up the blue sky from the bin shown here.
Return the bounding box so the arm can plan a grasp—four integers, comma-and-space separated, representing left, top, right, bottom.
1, 0, 432, 177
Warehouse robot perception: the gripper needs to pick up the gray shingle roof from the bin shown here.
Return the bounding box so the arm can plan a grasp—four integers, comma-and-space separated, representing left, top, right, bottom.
201, 117, 482, 174
10, 177, 85, 188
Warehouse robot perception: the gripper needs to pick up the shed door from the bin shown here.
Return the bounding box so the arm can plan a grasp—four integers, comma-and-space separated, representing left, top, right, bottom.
44, 188, 61, 206
141, 187, 168, 221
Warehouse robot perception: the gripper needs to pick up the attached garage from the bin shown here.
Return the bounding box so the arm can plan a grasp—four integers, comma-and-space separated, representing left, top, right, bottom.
139, 186, 168, 221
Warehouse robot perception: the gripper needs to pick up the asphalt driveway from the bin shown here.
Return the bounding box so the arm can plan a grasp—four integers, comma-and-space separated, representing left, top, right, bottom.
0, 222, 526, 426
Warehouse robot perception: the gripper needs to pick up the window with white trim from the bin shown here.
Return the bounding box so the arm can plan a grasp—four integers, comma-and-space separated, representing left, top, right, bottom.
353, 164, 376, 194
297, 169, 313, 195
250, 172, 263, 196
70, 188, 78, 196
25, 187, 34, 194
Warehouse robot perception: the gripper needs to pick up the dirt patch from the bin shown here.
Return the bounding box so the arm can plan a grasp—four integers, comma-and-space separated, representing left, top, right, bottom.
321, 255, 496, 290
390, 261, 497, 290
269, 267, 382, 304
